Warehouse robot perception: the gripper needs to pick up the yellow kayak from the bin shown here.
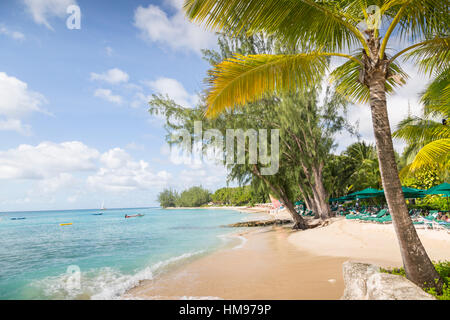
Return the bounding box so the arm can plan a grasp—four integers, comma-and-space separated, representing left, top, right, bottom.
60, 223, 73, 226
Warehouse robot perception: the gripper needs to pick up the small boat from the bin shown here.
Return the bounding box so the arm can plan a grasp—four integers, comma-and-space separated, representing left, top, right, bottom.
92, 213, 103, 216
125, 214, 145, 219
60, 223, 73, 226
11, 217, 26, 220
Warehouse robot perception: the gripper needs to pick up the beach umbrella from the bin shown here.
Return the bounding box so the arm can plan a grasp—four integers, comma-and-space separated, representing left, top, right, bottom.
425, 183, 450, 210
426, 183, 450, 195
348, 188, 382, 199
335, 195, 356, 202
401, 186, 426, 199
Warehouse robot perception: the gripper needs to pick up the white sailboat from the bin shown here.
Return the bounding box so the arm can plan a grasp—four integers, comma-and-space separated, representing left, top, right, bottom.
101, 200, 106, 210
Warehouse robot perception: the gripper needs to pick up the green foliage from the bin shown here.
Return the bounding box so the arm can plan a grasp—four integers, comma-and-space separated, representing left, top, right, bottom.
324, 141, 382, 198
176, 186, 211, 207
381, 261, 450, 300
401, 166, 447, 210
157, 188, 179, 208
413, 195, 449, 211
211, 186, 266, 206
401, 165, 443, 189
157, 186, 211, 208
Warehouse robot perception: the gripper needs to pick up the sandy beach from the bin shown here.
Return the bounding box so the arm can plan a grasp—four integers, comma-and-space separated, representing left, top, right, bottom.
125, 215, 450, 300
125, 226, 347, 299
288, 218, 450, 267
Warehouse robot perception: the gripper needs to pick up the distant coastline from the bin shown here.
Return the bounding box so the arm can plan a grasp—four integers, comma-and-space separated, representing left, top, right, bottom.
163, 206, 271, 214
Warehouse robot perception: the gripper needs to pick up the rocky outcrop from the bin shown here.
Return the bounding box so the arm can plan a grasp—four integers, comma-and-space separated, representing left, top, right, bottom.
226, 218, 332, 228
341, 261, 435, 300
225, 219, 292, 227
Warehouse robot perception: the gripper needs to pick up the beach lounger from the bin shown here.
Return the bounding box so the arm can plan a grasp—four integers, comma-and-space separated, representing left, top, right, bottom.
360, 209, 388, 222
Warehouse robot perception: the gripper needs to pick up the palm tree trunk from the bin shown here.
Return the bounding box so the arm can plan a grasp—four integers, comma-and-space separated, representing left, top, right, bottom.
368, 70, 443, 293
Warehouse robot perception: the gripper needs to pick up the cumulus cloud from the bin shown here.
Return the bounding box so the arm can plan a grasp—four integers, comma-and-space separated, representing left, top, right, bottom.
37, 173, 76, 194
94, 89, 123, 105
0, 25, 25, 40
87, 148, 171, 192
133, 1, 216, 54
177, 165, 228, 190
90, 68, 129, 84
23, 0, 77, 30
145, 77, 198, 108
0, 119, 31, 135
0, 141, 99, 180
0, 72, 48, 134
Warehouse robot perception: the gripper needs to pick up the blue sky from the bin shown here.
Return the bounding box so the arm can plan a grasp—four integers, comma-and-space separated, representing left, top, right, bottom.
0, 0, 431, 211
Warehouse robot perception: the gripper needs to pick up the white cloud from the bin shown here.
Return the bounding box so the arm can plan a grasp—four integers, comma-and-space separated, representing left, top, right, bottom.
87, 148, 171, 192
177, 166, 227, 190
23, 0, 77, 30
0, 119, 31, 135
0, 72, 48, 134
94, 89, 123, 105
133, 1, 216, 54
90, 68, 129, 84
0, 141, 99, 180
0, 25, 25, 40
37, 173, 76, 194
145, 77, 198, 108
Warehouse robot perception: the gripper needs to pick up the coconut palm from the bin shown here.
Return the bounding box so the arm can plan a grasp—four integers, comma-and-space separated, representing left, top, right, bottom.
182, 0, 449, 291
394, 68, 450, 172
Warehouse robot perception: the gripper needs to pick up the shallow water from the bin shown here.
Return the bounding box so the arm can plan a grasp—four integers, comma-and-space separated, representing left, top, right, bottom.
0, 207, 244, 299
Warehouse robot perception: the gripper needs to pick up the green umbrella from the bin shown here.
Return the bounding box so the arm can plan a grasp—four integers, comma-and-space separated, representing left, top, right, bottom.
348, 188, 382, 199
294, 200, 304, 206
426, 183, 450, 195
335, 195, 356, 202
401, 186, 426, 199
426, 183, 450, 210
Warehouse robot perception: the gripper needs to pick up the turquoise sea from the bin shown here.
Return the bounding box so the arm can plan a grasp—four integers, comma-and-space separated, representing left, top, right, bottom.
0, 207, 247, 300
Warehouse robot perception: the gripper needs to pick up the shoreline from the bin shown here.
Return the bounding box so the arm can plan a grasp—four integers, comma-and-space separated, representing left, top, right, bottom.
164, 205, 272, 214
124, 225, 347, 300
124, 216, 450, 300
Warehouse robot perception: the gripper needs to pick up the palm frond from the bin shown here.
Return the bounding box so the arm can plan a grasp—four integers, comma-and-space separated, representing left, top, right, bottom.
183, 0, 369, 53
393, 117, 450, 143
204, 53, 328, 117
410, 138, 450, 171
330, 53, 408, 104
381, 0, 449, 45
421, 67, 450, 118
403, 36, 450, 76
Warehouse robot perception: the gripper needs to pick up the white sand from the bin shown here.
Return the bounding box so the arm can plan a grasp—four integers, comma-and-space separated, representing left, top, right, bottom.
288, 217, 450, 268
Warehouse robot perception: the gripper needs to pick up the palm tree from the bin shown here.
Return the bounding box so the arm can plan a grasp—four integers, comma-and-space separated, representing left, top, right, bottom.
394, 68, 450, 172
182, 0, 449, 291
345, 141, 382, 190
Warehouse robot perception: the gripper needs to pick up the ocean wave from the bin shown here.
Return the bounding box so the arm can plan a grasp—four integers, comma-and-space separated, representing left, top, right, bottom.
232, 235, 247, 250
30, 250, 205, 300
217, 233, 247, 249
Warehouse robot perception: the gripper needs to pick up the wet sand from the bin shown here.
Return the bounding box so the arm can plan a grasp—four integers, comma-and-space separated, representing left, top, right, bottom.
125, 217, 450, 300
125, 226, 347, 300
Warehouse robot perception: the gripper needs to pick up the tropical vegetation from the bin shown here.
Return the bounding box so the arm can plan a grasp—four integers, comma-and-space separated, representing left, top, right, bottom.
158, 186, 211, 208
180, 0, 448, 293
